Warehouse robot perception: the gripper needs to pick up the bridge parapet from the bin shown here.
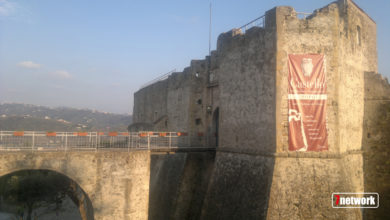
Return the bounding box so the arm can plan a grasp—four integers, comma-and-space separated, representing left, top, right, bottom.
0, 131, 209, 152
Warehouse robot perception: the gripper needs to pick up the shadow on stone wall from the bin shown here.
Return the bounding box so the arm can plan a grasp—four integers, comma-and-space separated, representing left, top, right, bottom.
148, 151, 216, 220
128, 122, 154, 132
200, 152, 275, 220
362, 72, 390, 219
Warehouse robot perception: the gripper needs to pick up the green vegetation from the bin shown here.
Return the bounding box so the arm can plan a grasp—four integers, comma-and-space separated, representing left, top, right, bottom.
0, 116, 76, 131
0, 103, 132, 131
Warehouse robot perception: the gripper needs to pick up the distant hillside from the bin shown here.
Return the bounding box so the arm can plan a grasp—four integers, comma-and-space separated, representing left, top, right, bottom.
0, 103, 132, 131
0, 116, 76, 131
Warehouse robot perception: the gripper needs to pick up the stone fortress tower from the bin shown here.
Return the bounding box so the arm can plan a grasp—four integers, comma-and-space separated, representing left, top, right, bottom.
131, 0, 390, 219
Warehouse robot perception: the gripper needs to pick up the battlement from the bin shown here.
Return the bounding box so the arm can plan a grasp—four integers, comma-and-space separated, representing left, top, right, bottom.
134, 0, 378, 149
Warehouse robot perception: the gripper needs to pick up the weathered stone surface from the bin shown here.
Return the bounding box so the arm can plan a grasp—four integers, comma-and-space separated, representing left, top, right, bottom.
149, 152, 215, 220
267, 155, 362, 220
201, 151, 275, 220
217, 24, 276, 154
130, 0, 389, 219
0, 151, 151, 220
362, 71, 390, 219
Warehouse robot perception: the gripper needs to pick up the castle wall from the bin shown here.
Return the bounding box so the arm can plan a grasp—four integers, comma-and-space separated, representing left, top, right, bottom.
216, 15, 277, 154
185, 59, 210, 146
133, 80, 168, 126
132, 71, 193, 132
337, 0, 377, 153
166, 72, 192, 131
275, 4, 339, 154
362, 72, 390, 219
199, 10, 278, 217
131, 0, 389, 219
202, 1, 385, 219
148, 152, 215, 220
267, 1, 377, 218
132, 46, 215, 146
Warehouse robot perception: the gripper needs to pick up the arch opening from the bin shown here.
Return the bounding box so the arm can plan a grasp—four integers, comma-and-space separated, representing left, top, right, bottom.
0, 169, 94, 220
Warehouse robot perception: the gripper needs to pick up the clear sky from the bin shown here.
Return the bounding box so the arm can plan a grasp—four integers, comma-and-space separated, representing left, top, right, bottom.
0, 0, 389, 114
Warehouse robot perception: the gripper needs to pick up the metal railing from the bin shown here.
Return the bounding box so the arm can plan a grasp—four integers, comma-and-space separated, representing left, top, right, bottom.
238, 14, 265, 34
139, 69, 176, 90
296, 12, 312, 19
0, 131, 196, 152
236, 11, 312, 34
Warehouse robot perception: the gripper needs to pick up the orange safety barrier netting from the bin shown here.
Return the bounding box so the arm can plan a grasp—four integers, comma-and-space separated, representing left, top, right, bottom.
177, 132, 188, 136
46, 132, 57, 137
108, 132, 118, 137
13, 131, 24, 136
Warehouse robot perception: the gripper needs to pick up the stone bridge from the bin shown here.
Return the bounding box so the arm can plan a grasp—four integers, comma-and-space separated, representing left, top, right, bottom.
0, 148, 216, 220
0, 151, 150, 220
0, 131, 216, 220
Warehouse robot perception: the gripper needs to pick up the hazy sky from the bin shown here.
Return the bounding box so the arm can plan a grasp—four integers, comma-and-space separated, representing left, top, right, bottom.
1, 0, 389, 114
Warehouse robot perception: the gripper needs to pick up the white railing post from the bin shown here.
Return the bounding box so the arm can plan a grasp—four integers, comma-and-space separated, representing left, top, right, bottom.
147, 133, 150, 150
65, 132, 68, 152
61, 133, 64, 151
95, 132, 98, 151
89, 132, 92, 149
31, 131, 35, 151
127, 132, 130, 152
96, 133, 98, 152
0, 130, 199, 152
169, 132, 172, 150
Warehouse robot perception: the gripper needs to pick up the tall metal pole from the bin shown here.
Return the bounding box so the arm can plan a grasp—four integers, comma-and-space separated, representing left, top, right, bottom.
209, 2, 212, 56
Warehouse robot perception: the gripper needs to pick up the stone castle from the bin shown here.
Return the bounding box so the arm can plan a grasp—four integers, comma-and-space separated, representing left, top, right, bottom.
130, 0, 390, 219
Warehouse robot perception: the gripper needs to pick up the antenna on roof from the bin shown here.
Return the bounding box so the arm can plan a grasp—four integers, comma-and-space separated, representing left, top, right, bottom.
209, 2, 212, 56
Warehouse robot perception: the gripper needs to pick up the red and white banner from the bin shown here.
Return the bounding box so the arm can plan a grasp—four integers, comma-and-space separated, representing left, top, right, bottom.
288, 54, 328, 151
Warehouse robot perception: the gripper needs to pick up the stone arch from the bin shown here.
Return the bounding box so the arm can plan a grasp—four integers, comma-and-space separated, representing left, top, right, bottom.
0, 168, 94, 220
0, 151, 151, 219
